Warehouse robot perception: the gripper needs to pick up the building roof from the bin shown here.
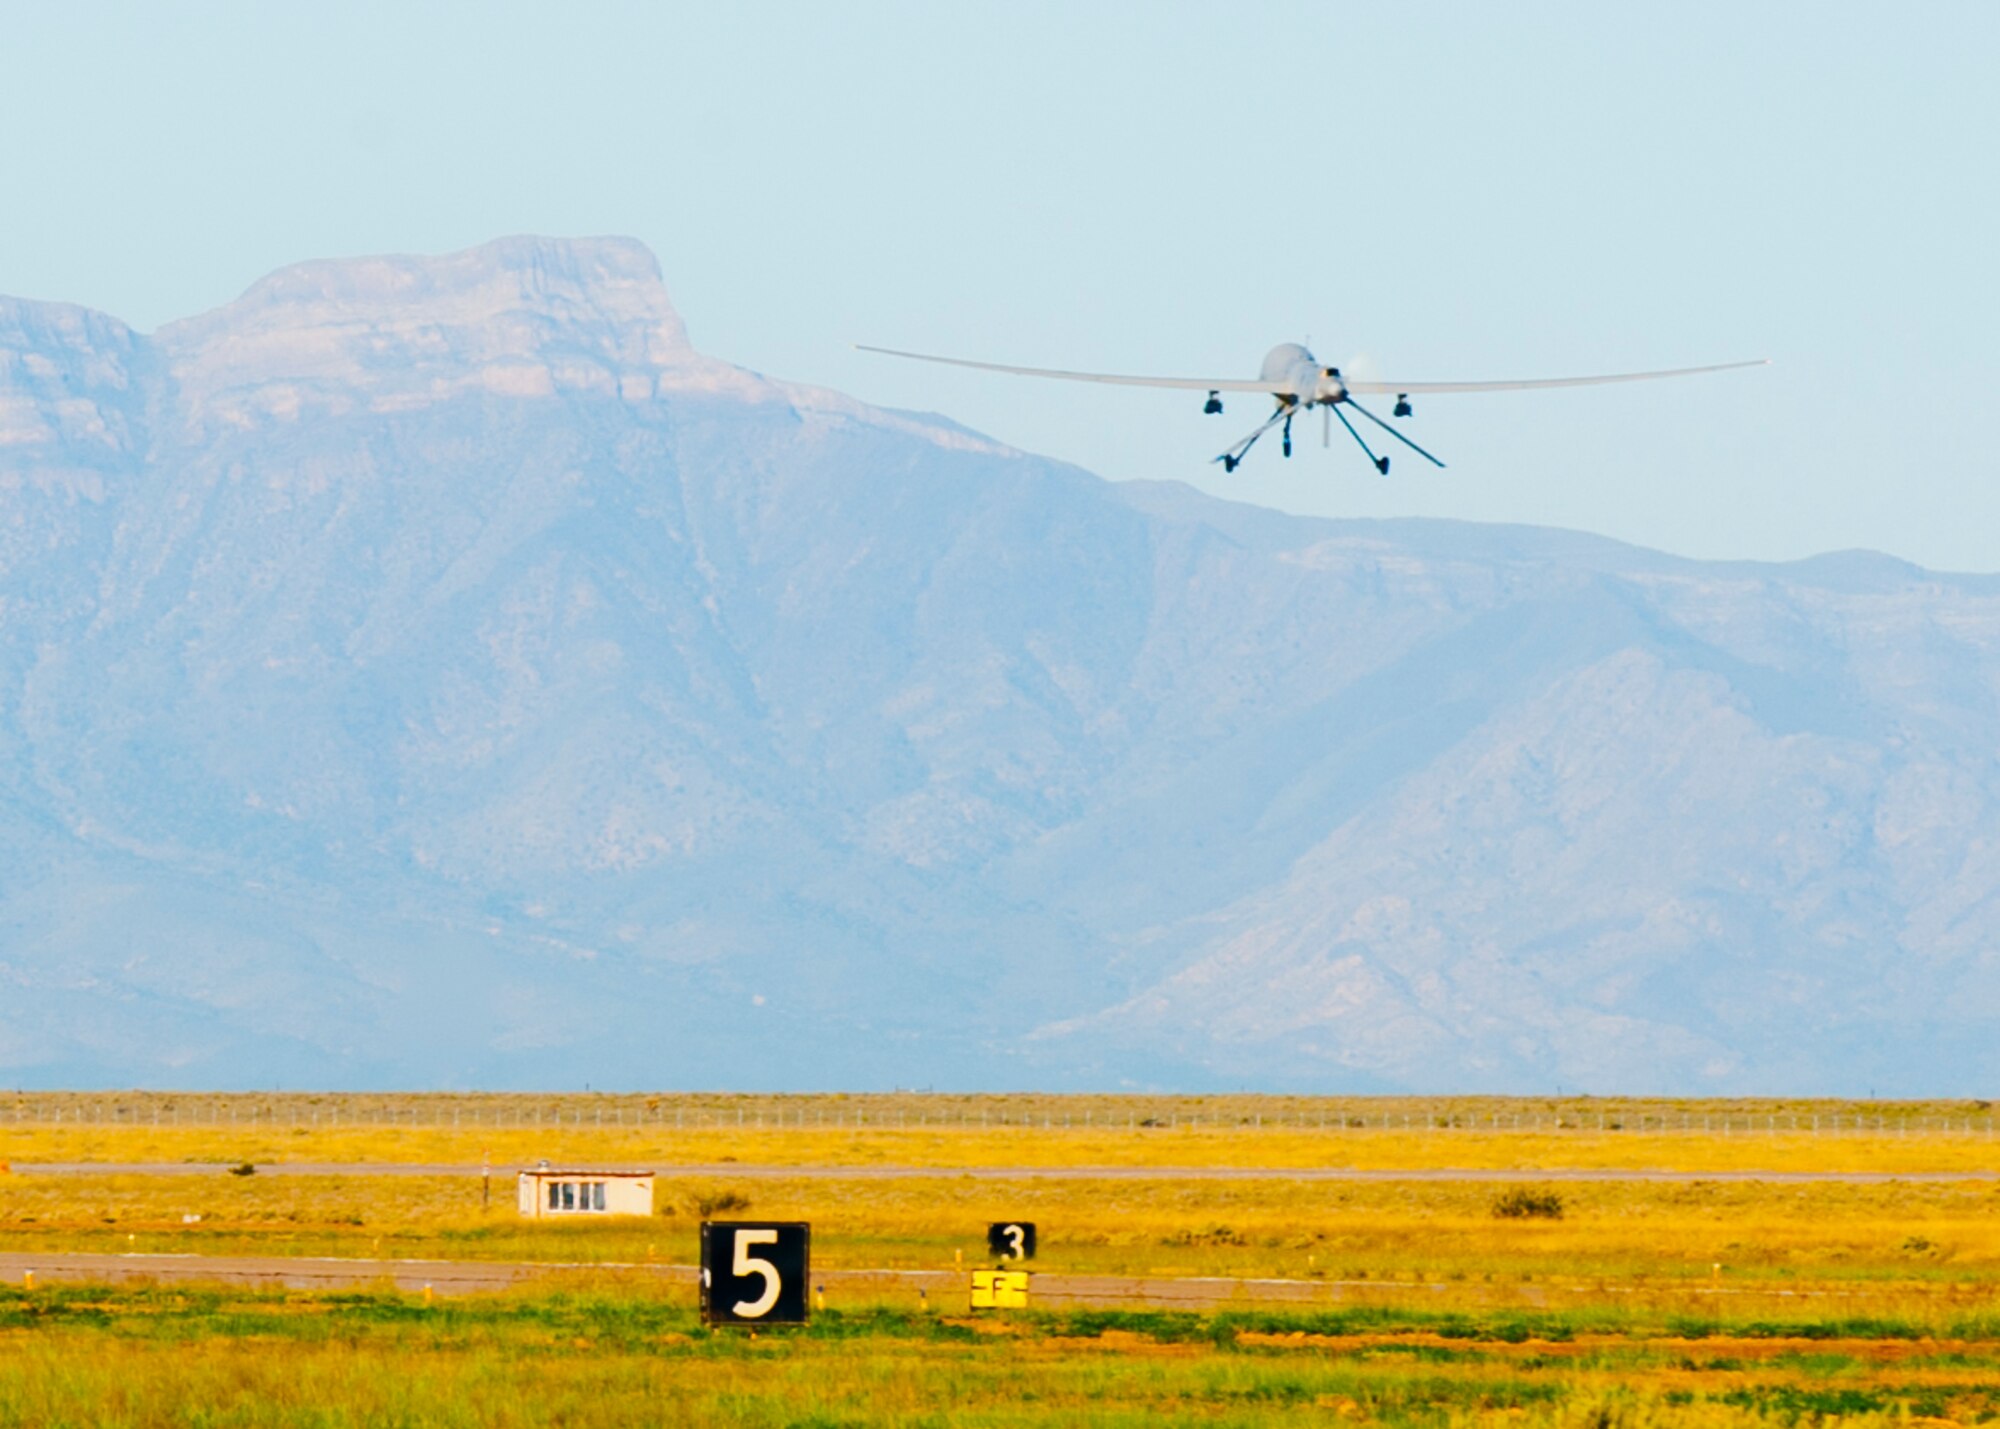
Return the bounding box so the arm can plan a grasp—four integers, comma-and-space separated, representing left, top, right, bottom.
517, 1167, 655, 1178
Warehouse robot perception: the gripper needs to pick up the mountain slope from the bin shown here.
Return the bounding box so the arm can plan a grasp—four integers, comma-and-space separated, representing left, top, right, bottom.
1, 236, 1996, 1092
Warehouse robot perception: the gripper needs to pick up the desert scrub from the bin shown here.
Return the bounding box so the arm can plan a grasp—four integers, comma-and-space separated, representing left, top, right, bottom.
1491, 1188, 1566, 1219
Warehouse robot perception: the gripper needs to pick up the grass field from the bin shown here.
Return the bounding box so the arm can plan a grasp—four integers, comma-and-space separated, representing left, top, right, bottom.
5, 1090, 1998, 1176
8, 1284, 2000, 1426
16, 1123, 2000, 1173
9, 1171, 2000, 1293
4, 1095, 1999, 1423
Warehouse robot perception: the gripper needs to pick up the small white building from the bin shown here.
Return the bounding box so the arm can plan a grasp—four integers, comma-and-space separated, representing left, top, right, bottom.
517, 1163, 655, 1219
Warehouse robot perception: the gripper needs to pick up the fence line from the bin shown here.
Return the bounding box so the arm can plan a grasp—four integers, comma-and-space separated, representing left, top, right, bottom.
0, 1100, 1995, 1138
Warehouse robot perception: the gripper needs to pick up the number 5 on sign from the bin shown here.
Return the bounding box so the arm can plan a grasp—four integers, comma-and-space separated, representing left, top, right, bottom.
700, 1222, 810, 1325
732, 1228, 781, 1317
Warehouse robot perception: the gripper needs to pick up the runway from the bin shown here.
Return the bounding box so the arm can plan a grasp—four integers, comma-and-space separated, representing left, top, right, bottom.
13, 1162, 2000, 1183
0, 1248, 1358, 1308
0, 1249, 1926, 1311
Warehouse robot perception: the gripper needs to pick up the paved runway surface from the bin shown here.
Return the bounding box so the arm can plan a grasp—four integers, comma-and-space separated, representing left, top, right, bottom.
14, 1162, 2000, 1183
0, 1249, 1358, 1309
0, 1250, 1906, 1310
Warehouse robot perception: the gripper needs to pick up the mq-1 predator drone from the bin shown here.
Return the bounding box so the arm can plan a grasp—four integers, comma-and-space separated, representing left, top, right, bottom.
859, 341, 1767, 475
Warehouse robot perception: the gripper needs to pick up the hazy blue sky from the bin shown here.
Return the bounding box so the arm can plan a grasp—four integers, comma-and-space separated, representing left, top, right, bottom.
7, 2, 1995, 569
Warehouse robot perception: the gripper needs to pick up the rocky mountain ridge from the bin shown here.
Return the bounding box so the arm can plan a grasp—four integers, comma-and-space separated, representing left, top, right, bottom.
1, 237, 1995, 1092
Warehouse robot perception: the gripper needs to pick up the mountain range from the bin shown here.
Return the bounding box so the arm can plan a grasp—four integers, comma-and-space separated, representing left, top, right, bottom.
2, 235, 1996, 1093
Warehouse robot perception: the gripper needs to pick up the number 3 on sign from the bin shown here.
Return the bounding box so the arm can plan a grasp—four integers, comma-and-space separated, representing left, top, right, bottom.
701, 1222, 810, 1325
987, 1221, 1037, 1262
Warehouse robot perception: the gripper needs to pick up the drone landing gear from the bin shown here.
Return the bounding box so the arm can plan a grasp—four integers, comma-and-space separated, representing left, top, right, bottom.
1327, 402, 1390, 474
1203, 390, 1223, 416
1216, 398, 1433, 477
1393, 394, 1413, 418
1212, 401, 1297, 474
1338, 396, 1448, 475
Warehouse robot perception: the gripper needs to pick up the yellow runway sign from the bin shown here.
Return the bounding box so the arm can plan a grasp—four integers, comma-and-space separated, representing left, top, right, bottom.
970, 1269, 1029, 1309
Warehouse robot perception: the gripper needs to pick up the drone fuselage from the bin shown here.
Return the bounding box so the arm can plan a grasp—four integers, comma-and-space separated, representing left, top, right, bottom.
1258, 343, 1345, 407
1218, 344, 1421, 476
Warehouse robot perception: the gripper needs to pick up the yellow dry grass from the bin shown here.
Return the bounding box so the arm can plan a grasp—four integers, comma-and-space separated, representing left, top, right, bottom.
6, 1091, 2000, 1425
7, 1121, 2000, 1175
7, 1163, 2000, 1295
3, 1095, 1997, 1293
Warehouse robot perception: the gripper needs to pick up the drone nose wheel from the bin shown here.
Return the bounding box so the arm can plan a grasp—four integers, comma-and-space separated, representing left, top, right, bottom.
1203, 390, 1223, 415
1393, 395, 1412, 418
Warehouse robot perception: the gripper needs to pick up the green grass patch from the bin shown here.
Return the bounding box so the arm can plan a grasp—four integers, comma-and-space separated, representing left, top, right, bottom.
8, 1284, 2000, 1426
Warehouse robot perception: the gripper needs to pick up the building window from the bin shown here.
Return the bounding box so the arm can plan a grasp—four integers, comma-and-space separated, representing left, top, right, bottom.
530, 1174, 642, 1215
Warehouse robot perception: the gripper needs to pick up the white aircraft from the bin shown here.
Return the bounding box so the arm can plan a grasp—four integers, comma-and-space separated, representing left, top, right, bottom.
858, 341, 1768, 475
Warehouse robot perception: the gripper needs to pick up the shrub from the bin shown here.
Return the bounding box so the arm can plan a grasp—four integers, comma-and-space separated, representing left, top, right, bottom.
1490, 1187, 1564, 1220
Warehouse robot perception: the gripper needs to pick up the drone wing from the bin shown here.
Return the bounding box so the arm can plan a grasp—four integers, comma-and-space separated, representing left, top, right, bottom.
855, 344, 1289, 393
1343, 358, 1768, 395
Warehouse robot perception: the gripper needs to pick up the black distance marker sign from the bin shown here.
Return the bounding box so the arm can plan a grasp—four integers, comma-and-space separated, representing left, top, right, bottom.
987, 1221, 1036, 1261
700, 1221, 811, 1325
